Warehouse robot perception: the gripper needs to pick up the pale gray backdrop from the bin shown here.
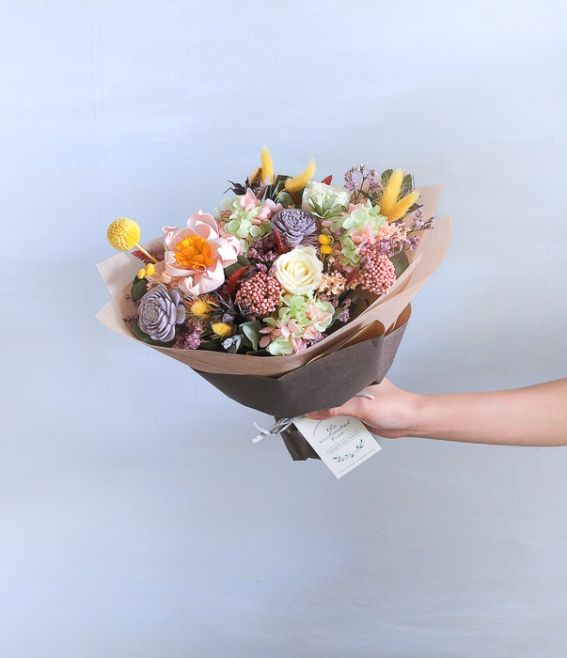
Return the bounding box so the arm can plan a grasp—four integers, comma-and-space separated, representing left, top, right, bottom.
1, 1, 566, 657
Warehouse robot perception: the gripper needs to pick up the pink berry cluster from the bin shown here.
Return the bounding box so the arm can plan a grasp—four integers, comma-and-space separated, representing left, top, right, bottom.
357, 245, 396, 295
235, 271, 283, 316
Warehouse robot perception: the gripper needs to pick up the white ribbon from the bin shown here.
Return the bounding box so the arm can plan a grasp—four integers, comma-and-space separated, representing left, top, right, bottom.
252, 418, 295, 443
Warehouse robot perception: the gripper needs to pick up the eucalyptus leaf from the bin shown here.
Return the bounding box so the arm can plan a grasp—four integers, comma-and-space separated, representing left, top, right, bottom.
390, 250, 410, 278
400, 174, 414, 197
331, 304, 346, 323
241, 319, 261, 352
275, 190, 294, 206
131, 322, 175, 347
198, 339, 220, 351
247, 349, 269, 356
131, 277, 148, 302
224, 262, 241, 277
381, 169, 393, 186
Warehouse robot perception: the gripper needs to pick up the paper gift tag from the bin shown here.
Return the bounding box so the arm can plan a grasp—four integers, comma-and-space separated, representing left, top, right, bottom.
292, 415, 381, 479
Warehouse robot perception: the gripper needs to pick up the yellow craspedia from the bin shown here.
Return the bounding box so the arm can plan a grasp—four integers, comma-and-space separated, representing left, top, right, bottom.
136, 267, 146, 280
320, 244, 333, 255
318, 234, 332, 245
107, 217, 141, 251
211, 322, 233, 338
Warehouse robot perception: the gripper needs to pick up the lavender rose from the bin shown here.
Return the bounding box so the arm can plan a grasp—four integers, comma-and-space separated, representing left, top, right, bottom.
271, 208, 318, 248
137, 284, 186, 342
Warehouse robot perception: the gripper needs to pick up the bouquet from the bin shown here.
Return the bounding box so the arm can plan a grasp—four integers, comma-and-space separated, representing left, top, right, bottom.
97, 149, 451, 460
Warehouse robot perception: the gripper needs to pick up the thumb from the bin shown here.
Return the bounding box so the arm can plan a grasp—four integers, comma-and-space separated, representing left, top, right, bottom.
306, 396, 366, 420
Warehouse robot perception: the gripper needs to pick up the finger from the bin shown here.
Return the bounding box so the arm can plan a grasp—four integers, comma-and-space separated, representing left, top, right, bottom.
305, 409, 333, 419
306, 396, 367, 420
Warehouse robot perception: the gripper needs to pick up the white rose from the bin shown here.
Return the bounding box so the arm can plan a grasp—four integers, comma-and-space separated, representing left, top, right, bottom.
272, 247, 323, 295
302, 181, 350, 216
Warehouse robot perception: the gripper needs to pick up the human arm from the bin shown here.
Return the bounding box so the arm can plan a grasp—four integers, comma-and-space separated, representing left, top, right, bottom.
307, 378, 567, 446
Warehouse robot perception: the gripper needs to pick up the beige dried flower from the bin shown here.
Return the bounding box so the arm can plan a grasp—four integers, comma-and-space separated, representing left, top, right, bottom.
319, 271, 347, 297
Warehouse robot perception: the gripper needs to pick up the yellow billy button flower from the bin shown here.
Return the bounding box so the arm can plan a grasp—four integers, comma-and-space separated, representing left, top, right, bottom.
211, 322, 233, 338
136, 262, 157, 280
106, 217, 157, 262
318, 233, 332, 255
379, 169, 420, 222
107, 217, 141, 251
285, 158, 316, 194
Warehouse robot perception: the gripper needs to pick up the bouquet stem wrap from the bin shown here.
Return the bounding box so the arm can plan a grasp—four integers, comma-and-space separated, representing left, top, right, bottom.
197, 306, 411, 459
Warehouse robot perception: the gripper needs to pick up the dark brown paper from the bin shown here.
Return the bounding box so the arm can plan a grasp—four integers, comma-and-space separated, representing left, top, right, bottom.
195, 312, 408, 417
280, 312, 409, 460
194, 306, 410, 459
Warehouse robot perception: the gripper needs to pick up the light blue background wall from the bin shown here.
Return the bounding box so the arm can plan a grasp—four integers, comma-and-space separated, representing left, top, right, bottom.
1, 1, 567, 656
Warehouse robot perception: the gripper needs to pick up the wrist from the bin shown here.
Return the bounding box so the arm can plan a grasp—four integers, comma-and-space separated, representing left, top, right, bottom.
403, 393, 432, 438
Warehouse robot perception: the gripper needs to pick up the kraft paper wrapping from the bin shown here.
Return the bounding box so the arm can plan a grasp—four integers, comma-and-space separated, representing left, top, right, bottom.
96, 186, 450, 377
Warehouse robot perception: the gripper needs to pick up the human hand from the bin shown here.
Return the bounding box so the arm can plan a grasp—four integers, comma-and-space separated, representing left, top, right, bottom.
306, 379, 420, 439
308, 378, 567, 446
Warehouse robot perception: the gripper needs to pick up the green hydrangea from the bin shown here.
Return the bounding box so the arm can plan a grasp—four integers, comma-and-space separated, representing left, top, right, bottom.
219, 195, 273, 252
263, 294, 334, 356
265, 335, 296, 356
339, 201, 386, 266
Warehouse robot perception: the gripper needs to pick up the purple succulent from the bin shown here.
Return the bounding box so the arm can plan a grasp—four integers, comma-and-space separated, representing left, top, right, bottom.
138, 284, 185, 342
271, 208, 318, 248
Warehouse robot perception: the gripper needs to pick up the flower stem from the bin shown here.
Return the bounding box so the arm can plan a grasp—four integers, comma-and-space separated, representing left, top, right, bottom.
135, 243, 158, 263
